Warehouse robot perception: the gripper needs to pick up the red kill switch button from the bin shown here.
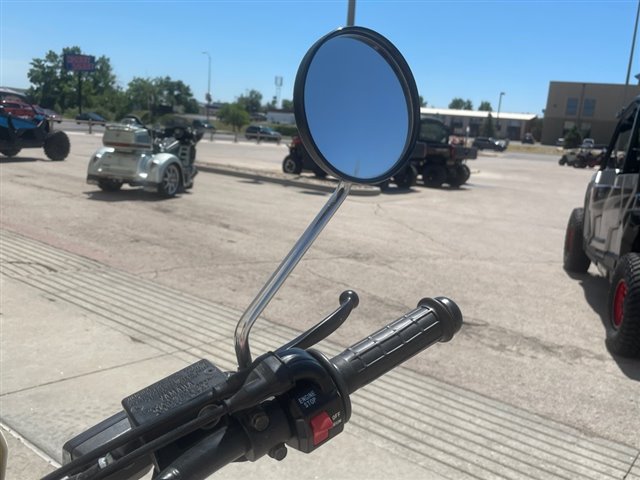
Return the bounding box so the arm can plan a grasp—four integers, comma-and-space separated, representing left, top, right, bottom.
310, 411, 334, 445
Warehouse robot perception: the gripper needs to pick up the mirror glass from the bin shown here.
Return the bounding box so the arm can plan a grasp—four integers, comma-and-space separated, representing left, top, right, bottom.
296, 29, 418, 183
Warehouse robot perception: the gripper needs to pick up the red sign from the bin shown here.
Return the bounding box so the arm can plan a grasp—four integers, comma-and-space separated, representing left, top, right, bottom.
63, 54, 96, 72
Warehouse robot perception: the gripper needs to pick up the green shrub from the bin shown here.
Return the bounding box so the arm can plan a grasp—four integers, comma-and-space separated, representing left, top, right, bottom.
272, 125, 298, 137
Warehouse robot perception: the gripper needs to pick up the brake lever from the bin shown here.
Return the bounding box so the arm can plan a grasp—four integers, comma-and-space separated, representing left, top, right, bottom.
276, 290, 359, 353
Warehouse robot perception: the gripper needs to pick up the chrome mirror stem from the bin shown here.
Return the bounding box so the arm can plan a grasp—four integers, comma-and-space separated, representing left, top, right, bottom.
234, 181, 352, 369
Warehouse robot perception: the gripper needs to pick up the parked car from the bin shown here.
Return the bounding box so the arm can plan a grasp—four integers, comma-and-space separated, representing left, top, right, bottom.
192, 119, 215, 132
522, 133, 535, 144
556, 137, 565, 147
34, 106, 62, 123
245, 125, 281, 142
580, 138, 595, 148
472, 136, 506, 151
76, 112, 107, 125
1, 99, 36, 119
563, 96, 640, 358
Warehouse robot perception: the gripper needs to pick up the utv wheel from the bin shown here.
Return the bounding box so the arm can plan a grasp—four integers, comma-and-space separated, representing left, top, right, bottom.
457, 164, 471, 184
606, 253, 640, 358
313, 168, 327, 179
98, 179, 123, 192
282, 155, 302, 174
158, 164, 181, 197
563, 207, 590, 273
0, 147, 21, 157
376, 180, 390, 191
392, 164, 417, 189
447, 164, 471, 187
422, 164, 447, 188
43, 130, 70, 161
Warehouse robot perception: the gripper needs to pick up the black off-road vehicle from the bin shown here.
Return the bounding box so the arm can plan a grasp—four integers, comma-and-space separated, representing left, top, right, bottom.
563, 97, 640, 357
411, 116, 477, 188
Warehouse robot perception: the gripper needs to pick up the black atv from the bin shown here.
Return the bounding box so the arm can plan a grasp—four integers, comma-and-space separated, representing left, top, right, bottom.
282, 135, 327, 178
0, 90, 70, 161
563, 97, 640, 358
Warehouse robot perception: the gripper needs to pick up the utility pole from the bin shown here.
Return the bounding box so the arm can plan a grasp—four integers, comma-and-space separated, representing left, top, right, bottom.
202, 51, 212, 121
496, 92, 505, 136
347, 0, 356, 26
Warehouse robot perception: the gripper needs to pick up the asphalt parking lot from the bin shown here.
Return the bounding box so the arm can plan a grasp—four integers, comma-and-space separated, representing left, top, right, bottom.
1, 133, 639, 478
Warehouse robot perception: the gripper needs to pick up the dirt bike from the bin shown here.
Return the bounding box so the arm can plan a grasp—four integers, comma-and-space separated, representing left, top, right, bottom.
41, 26, 463, 480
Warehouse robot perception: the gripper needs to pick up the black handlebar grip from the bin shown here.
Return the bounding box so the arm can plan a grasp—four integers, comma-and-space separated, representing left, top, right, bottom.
330, 297, 462, 395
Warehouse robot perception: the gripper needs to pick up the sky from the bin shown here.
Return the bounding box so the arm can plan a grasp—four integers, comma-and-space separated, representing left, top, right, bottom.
1, 0, 639, 116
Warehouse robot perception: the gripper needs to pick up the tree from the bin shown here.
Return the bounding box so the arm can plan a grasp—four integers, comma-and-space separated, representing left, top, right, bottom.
237, 89, 263, 114
482, 113, 495, 137
281, 99, 293, 111
419, 95, 427, 108
265, 96, 278, 111
478, 101, 493, 112
26, 48, 199, 121
154, 76, 199, 114
27, 47, 118, 115
564, 126, 582, 149
449, 97, 473, 110
127, 77, 157, 112
126, 76, 199, 118
218, 103, 250, 142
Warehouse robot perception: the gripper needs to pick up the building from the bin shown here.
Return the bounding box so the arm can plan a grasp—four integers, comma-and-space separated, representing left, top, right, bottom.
541, 81, 640, 145
266, 110, 295, 125
420, 107, 537, 141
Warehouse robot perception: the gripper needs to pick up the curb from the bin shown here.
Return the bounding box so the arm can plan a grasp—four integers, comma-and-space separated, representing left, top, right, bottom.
196, 163, 381, 196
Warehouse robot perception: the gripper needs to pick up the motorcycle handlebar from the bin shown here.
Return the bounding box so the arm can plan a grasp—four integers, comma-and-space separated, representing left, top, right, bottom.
155, 297, 461, 480
49, 297, 461, 480
330, 297, 462, 395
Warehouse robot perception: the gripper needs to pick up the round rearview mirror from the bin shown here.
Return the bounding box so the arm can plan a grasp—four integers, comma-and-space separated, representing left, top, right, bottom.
294, 27, 420, 184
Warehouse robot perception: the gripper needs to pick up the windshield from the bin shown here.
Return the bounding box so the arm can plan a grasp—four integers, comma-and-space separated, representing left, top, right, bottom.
419, 118, 449, 143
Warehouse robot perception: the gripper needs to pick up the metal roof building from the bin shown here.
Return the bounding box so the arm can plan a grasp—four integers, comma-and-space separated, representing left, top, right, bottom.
420, 107, 537, 140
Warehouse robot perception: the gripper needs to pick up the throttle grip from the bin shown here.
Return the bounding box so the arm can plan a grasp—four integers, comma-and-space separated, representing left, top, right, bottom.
330, 297, 462, 395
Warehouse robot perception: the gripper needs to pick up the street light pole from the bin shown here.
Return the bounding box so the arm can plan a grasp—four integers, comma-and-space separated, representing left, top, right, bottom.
497, 91, 505, 136
202, 51, 211, 121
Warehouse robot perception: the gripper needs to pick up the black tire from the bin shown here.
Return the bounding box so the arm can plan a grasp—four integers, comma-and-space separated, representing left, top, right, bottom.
392, 164, 417, 189
0, 147, 21, 157
43, 131, 70, 161
158, 163, 181, 197
563, 207, 590, 273
458, 164, 471, 184
558, 156, 567, 166
606, 253, 640, 357
422, 164, 447, 188
313, 169, 327, 179
376, 180, 390, 191
282, 155, 302, 174
98, 179, 123, 192
447, 164, 471, 187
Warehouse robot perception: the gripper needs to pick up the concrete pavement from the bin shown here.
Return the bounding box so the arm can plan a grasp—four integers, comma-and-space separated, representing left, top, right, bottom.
2, 229, 639, 479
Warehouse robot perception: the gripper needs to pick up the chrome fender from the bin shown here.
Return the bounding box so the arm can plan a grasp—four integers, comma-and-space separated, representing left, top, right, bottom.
146, 153, 184, 184
87, 146, 115, 176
